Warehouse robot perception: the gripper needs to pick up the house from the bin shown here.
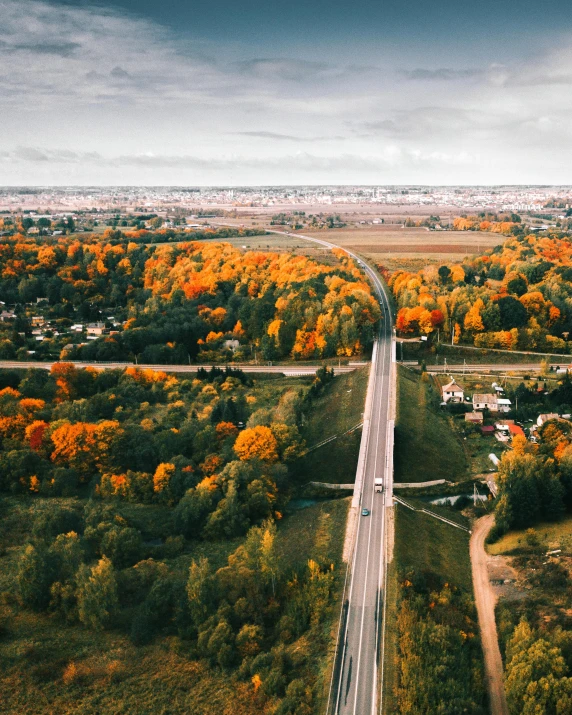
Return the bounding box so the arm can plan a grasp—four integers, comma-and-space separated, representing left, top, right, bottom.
223, 339, 240, 351
498, 398, 512, 412
442, 378, 464, 403
537, 413, 560, 427
481, 425, 496, 436
473, 393, 498, 411
465, 411, 484, 423
86, 322, 106, 336
473, 393, 511, 413
0, 310, 15, 321
31, 316, 44, 326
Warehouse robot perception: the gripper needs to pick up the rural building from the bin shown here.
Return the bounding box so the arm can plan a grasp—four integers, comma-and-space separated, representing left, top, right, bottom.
473, 394, 511, 413
481, 425, 496, 436
465, 411, 484, 423
537, 413, 560, 426
86, 322, 106, 336
442, 378, 464, 403
0, 310, 15, 321
223, 339, 240, 351
509, 424, 525, 439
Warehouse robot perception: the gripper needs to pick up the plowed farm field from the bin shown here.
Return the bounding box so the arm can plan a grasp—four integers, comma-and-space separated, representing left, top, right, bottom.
295, 226, 503, 266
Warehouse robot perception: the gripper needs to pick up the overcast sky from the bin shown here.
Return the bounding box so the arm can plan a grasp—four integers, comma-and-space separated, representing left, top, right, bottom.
2, 0, 572, 185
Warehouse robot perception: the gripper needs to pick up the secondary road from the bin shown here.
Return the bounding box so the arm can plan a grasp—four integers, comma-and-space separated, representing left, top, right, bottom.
0, 360, 358, 377
470, 515, 509, 715
420, 362, 561, 373
265, 229, 395, 715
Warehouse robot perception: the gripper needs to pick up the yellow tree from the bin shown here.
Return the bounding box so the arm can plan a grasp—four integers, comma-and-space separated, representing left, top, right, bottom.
464, 299, 485, 333
234, 426, 278, 462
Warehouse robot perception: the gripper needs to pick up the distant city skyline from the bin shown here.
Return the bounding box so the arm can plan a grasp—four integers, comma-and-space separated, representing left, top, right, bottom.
4, 1, 572, 185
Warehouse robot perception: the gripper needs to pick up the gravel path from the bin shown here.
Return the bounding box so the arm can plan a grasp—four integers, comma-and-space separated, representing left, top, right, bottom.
470, 514, 509, 715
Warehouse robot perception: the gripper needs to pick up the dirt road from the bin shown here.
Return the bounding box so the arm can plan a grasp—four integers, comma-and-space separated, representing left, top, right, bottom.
470, 514, 509, 715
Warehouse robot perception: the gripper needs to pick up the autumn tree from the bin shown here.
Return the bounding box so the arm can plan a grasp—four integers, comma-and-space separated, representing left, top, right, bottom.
234, 426, 278, 463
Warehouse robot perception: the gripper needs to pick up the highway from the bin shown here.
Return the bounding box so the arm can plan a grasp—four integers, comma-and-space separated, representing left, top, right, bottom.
264, 229, 395, 715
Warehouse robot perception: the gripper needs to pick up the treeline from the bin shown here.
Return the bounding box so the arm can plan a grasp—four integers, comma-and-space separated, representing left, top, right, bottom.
390, 232, 572, 352
15, 505, 338, 713
394, 570, 486, 713
0, 237, 379, 363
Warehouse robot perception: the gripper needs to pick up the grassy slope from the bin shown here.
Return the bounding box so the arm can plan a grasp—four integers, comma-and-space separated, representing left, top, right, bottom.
297, 367, 369, 485
394, 366, 467, 483
486, 514, 572, 556
394, 504, 472, 590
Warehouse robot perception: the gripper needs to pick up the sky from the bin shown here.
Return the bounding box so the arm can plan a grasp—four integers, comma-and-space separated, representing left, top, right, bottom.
2, 0, 572, 185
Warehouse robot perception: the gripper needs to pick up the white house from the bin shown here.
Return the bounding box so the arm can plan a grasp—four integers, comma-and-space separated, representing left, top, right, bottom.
537, 413, 560, 427
473, 393, 512, 413
442, 378, 464, 403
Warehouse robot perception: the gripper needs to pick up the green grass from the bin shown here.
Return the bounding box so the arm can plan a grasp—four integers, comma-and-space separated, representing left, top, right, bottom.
394, 366, 467, 483
486, 514, 572, 555
297, 367, 369, 485
393, 503, 472, 590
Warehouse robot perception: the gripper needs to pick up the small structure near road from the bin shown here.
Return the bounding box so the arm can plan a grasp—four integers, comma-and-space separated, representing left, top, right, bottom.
442, 377, 464, 403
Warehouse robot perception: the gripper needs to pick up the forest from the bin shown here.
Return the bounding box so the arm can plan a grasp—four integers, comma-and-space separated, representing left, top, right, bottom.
0, 235, 379, 363
395, 570, 486, 714
390, 231, 572, 352
0, 362, 344, 714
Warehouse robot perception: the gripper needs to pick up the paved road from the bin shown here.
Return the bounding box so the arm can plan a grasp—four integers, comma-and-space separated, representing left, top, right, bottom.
263, 229, 394, 715
421, 362, 561, 373
470, 515, 509, 715
0, 360, 357, 377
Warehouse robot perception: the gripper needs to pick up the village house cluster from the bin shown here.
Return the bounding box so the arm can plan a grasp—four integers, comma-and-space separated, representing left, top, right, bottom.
439, 376, 572, 445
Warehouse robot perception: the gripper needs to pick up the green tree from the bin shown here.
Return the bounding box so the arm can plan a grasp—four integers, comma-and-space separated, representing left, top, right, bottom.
186, 557, 211, 629
77, 556, 119, 630
17, 544, 56, 611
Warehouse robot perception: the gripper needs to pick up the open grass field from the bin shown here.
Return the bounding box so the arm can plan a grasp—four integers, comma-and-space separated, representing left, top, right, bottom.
394, 366, 468, 483
297, 366, 369, 485
486, 514, 572, 556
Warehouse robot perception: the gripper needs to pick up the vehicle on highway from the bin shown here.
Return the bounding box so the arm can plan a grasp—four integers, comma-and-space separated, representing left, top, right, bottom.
374, 478, 383, 493
361, 508, 370, 516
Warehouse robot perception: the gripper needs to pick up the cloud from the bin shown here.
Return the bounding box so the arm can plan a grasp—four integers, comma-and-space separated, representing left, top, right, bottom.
5, 41, 81, 57
400, 67, 483, 81
234, 58, 331, 82
110, 66, 130, 79
233, 131, 345, 142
